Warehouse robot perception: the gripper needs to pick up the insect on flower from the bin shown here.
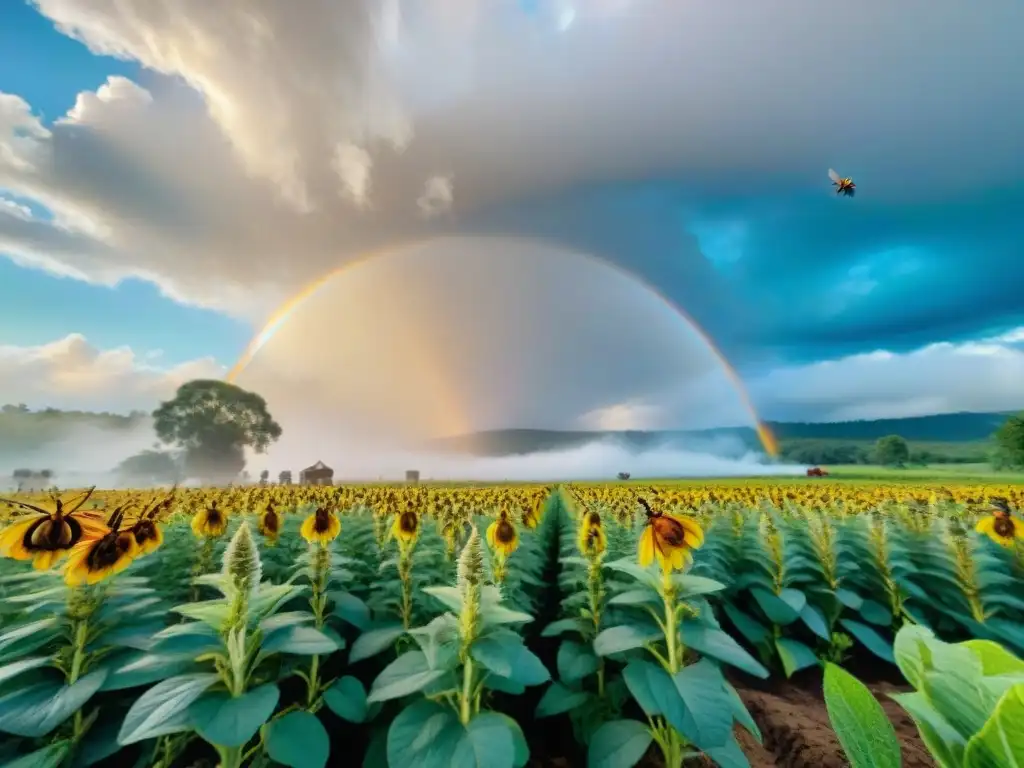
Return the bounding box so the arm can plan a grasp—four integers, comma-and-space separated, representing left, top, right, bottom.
191, 500, 228, 539
975, 497, 1024, 548
577, 509, 607, 557
0, 486, 107, 570
64, 502, 141, 586
300, 505, 341, 545
487, 510, 519, 556
258, 501, 282, 540
829, 168, 856, 197
637, 497, 703, 573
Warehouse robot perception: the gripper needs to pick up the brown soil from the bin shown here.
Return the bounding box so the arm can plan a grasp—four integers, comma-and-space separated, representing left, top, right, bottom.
735, 680, 935, 768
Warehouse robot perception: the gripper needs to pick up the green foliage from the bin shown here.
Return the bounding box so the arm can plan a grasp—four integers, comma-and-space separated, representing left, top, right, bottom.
822, 662, 901, 768
992, 412, 1024, 469
152, 380, 282, 482
874, 434, 910, 467
115, 450, 181, 485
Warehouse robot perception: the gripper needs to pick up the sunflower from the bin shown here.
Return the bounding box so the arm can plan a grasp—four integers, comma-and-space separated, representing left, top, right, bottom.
486, 512, 519, 556
636, 497, 703, 573
129, 509, 164, 556
976, 499, 1024, 548
259, 502, 282, 540
577, 510, 606, 557
0, 488, 107, 570
300, 506, 341, 545
521, 497, 542, 530
392, 505, 420, 544
64, 505, 140, 586
191, 501, 228, 539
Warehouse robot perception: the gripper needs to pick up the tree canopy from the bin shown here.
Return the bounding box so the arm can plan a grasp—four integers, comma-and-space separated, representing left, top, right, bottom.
116, 450, 181, 486
153, 380, 282, 483
873, 434, 910, 467
993, 413, 1024, 469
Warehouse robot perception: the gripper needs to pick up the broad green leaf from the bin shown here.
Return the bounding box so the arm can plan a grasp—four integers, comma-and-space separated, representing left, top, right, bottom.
823, 663, 901, 768
836, 588, 863, 611
673, 660, 733, 750
673, 575, 726, 598
593, 625, 659, 656
480, 604, 533, 627
681, 622, 769, 679
777, 588, 807, 615
498, 714, 530, 768
265, 710, 330, 768
750, 588, 799, 625
149, 622, 221, 656
963, 640, 1024, 676
454, 712, 516, 768
0, 669, 107, 738
98, 651, 196, 691
258, 611, 315, 633
603, 559, 660, 589
858, 599, 893, 627
775, 638, 820, 678
722, 603, 770, 646
472, 635, 549, 687
330, 591, 371, 630
840, 619, 894, 664
0, 740, 70, 768
622, 659, 685, 728
892, 624, 936, 688
423, 586, 463, 613
261, 625, 337, 655
348, 623, 406, 663
0, 657, 51, 687
889, 691, 964, 767
587, 719, 652, 768
323, 676, 368, 723
367, 650, 448, 703
962, 683, 1024, 768
799, 603, 831, 642
536, 682, 590, 718
171, 600, 231, 629
189, 684, 280, 747
541, 618, 589, 638
922, 668, 993, 741
410, 614, 461, 671
117, 672, 219, 745
607, 589, 660, 607
387, 699, 463, 768
0, 618, 59, 654
556, 640, 600, 683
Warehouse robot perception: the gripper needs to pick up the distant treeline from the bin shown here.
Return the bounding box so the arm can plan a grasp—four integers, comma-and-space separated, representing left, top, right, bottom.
776, 438, 988, 466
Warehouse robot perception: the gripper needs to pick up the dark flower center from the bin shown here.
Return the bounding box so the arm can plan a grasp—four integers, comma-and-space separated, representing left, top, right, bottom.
27, 516, 79, 550
993, 516, 1016, 538
132, 520, 158, 544
86, 532, 135, 571
496, 520, 515, 544
313, 508, 332, 533
206, 508, 223, 526
263, 511, 280, 533
399, 511, 419, 534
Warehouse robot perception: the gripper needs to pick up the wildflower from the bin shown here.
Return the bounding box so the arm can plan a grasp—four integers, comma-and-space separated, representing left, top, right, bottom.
223, 520, 262, 596
64, 505, 140, 587
457, 525, 485, 595
636, 497, 703, 573
300, 505, 340, 545
486, 511, 519, 556
521, 497, 542, 530
192, 501, 228, 538
577, 509, 607, 557
0, 488, 107, 570
129, 496, 169, 556
976, 497, 1024, 548
392, 505, 420, 544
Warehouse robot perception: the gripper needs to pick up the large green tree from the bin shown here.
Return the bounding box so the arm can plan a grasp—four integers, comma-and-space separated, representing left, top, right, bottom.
115, 450, 181, 486
992, 413, 1024, 469
873, 434, 910, 467
153, 380, 282, 483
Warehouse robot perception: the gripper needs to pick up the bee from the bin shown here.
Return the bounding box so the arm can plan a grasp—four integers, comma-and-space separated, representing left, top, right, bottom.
638, 496, 687, 550
829, 168, 855, 197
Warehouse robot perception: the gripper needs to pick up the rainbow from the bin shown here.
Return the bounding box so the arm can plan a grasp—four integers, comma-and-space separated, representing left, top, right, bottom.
225, 237, 779, 456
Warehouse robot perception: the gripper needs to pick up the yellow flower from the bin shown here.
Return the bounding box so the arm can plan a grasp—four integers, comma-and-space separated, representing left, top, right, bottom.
258, 503, 282, 540
392, 506, 420, 544
637, 498, 703, 573
486, 513, 519, 556
300, 506, 341, 545
64, 506, 140, 586
191, 502, 228, 538
976, 513, 1024, 548
577, 510, 606, 557
0, 489, 107, 570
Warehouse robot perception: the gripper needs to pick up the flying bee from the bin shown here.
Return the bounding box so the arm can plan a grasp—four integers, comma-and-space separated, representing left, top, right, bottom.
828, 168, 855, 197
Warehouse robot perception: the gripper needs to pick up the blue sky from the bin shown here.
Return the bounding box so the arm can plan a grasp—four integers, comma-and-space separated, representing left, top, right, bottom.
0, 0, 1022, 428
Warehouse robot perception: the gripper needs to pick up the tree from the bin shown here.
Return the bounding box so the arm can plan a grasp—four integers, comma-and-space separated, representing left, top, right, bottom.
259, 469, 270, 486
153, 380, 282, 484
279, 470, 292, 485
874, 434, 910, 467
992, 413, 1024, 469
116, 450, 181, 486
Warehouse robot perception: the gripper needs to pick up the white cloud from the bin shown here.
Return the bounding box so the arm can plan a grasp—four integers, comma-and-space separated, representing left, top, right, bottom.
745, 330, 1024, 422
417, 174, 453, 218
0, 334, 223, 412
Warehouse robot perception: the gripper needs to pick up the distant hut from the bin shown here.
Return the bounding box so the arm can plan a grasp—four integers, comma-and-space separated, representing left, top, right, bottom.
300, 461, 333, 486
279, 470, 293, 485
405, 470, 420, 485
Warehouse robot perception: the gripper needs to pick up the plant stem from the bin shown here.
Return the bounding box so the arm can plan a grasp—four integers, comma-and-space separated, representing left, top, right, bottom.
459, 658, 475, 725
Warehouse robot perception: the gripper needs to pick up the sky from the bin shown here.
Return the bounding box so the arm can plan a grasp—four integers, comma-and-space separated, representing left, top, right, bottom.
2, 0, 1024, 440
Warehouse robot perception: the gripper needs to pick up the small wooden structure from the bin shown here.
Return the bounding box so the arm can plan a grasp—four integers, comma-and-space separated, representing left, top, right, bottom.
806, 467, 829, 477
300, 461, 333, 486
405, 470, 420, 485
279, 470, 293, 485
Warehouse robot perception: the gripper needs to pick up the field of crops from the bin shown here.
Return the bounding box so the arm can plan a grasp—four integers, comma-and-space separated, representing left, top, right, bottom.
1, 480, 1023, 768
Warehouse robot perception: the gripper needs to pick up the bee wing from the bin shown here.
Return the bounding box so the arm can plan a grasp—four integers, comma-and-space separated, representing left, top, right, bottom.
828, 168, 842, 183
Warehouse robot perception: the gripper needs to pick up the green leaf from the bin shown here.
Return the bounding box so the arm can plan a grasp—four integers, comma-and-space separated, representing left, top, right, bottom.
858, 599, 893, 627
541, 618, 589, 638
258, 611, 315, 633
799, 603, 831, 642
498, 714, 530, 768
367, 650, 448, 703
0, 740, 70, 768
603, 559, 660, 589
963, 640, 1024, 676
536, 682, 590, 718
962, 683, 1024, 768
593, 625, 660, 656
323, 676, 368, 723
823, 663, 901, 768
622, 660, 685, 726
117, 672, 219, 745
607, 589, 660, 607
921, 667, 993, 741
889, 691, 964, 767
0, 618, 59, 653
189, 684, 280, 747
892, 624, 936, 688
840, 619, 894, 664
836, 587, 863, 610
0, 669, 107, 738
387, 699, 463, 767
750, 587, 799, 625
149, 622, 221, 656
265, 710, 330, 768
681, 622, 769, 679
557, 640, 600, 683
423, 586, 463, 613
348, 623, 405, 663
480, 604, 533, 627
672, 575, 726, 598
171, 600, 231, 630
673, 660, 733, 750
456, 712, 516, 768
98, 651, 196, 691
587, 719, 652, 768
0, 657, 51, 687
261, 625, 338, 655
330, 591, 371, 630
472, 635, 549, 687
410, 614, 461, 671
775, 638, 820, 678
721, 603, 769, 646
